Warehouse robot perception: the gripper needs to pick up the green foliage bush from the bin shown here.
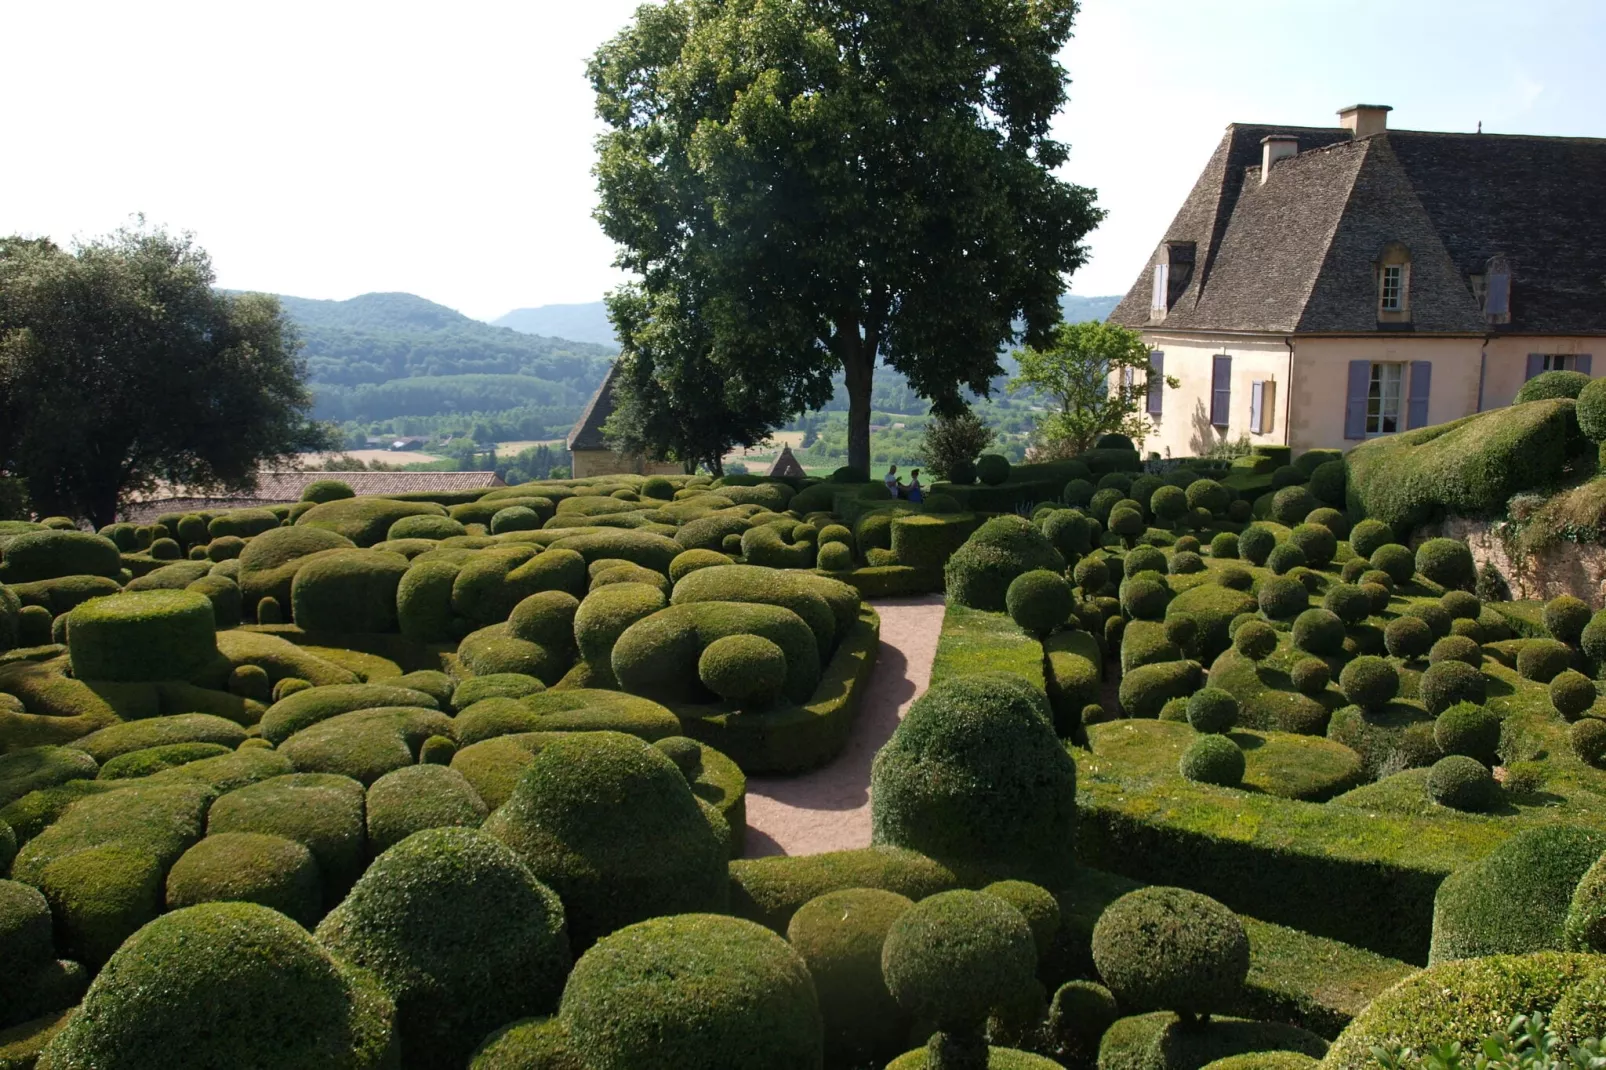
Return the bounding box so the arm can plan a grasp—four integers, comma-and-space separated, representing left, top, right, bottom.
975, 454, 1012, 485
98, 742, 231, 780
1233, 620, 1278, 661
1571, 718, 1606, 766
1122, 573, 1172, 622
277, 705, 455, 786
882, 888, 1037, 1036
364, 764, 488, 853
261, 682, 442, 745
1236, 526, 1273, 567
1290, 657, 1330, 695
1091, 887, 1250, 1020
302, 479, 356, 504
1384, 616, 1433, 660
871, 673, 1076, 886
945, 516, 1065, 612
613, 600, 819, 705
1286, 524, 1335, 568
1292, 608, 1345, 656
1428, 633, 1479, 667
1413, 539, 1475, 591
37, 901, 396, 1070
163, 831, 322, 926
1549, 669, 1597, 721
1270, 486, 1316, 528
1257, 575, 1308, 621
558, 912, 821, 1070
315, 827, 569, 1068
65, 590, 217, 683
1429, 826, 1606, 964
698, 634, 788, 706
1339, 656, 1398, 712
1418, 659, 1488, 715
786, 887, 914, 1067
1119, 660, 1204, 719
1179, 735, 1246, 787
1518, 638, 1575, 683
1564, 855, 1606, 953
1544, 595, 1592, 646
740, 522, 817, 568
1186, 688, 1239, 735
290, 549, 409, 633
206, 772, 367, 899
1517, 370, 1593, 402
573, 582, 667, 677
296, 495, 448, 547
1432, 701, 1500, 764
0, 530, 122, 584
482, 731, 727, 949
1425, 755, 1498, 813
1365, 544, 1413, 587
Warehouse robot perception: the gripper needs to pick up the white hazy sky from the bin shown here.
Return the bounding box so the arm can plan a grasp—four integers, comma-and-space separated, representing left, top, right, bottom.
3, 1, 1602, 321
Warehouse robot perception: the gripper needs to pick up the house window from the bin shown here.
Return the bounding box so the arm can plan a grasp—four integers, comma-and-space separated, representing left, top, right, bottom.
1542, 354, 1579, 372
1150, 263, 1169, 313
1380, 265, 1403, 311
1366, 362, 1404, 435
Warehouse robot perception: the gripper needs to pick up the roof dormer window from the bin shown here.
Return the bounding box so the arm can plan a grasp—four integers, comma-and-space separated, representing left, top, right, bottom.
1380, 265, 1403, 311
1149, 241, 1196, 321
1483, 255, 1511, 324
1376, 242, 1411, 324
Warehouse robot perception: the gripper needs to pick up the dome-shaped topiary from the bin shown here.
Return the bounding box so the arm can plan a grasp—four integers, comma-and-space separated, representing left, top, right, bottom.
1287, 524, 1336, 568
976, 454, 1012, 486
1257, 575, 1307, 621
1432, 702, 1501, 764
315, 827, 570, 1068
787, 888, 913, 1067
301, 479, 356, 504
1418, 659, 1487, 716
1270, 465, 1302, 491
1123, 545, 1166, 578
1415, 539, 1476, 591
698, 634, 788, 706
1169, 550, 1206, 575
1073, 555, 1110, 596
1186, 688, 1239, 734
481, 732, 728, 949
1348, 519, 1394, 559
1564, 855, 1606, 952
1209, 532, 1239, 559
1384, 615, 1433, 660
1571, 718, 1606, 766
66, 589, 218, 684
559, 913, 822, 1070
1518, 638, 1575, 683
1269, 486, 1316, 528
1428, 634, 1480, 668
1234, 620, 1278, 661
163, 832, 322, 927
1339, 656, 1398, 712
1218, 566, 1252, 590
1515, 369, 1592, 402
1007, 570, 1073, 638
1108, 507, 1145, 547
881, 889, 1037, 1034
983, 880, 1061, 960
39, 901, 396, 1069
1091, 887, 1249, 1021
1439, 590, 1481, 621
871, 673, 1076, 886
1292, 608, 1345, 656
945, 516, 1066, 612
490, 506, 542, 534
1264, 542, 1307, 576
1040, 511, 1093, 561
1179, 734, 1246, 787
1237, 525, 1274, 567
1309, 461, 1347, 507
1545, 595, 1592, 646
1370, 543, 1416, 586
1577, 376, 1606, 443
1550, 669, 1597, 721
1150, 485, 1187, 526
1315, 584, 1365, 627
1290, 657, 1330, 695
1062, 478, 1096, 507
1185, 479, 1230, 516
1121, 573, 1171, 621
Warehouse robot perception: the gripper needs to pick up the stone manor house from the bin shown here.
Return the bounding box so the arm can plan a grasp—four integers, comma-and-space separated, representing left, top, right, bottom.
1109, 104, 1606, 457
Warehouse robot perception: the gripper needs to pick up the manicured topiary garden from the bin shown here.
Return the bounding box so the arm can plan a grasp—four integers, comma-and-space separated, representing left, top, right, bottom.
5, 438, 1606, 1068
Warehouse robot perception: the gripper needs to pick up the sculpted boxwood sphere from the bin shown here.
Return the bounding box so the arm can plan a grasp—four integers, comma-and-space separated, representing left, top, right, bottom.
1257, 575, 1307, 621
1186, 688, 1239, 734
1124, 545, 1166, 578
1265, 542, 1306, 576
787, 887, 913, 1066
1234, 620, 1278, 661
1287, 523, 1336, 567
1428, 634, 1481, 667
1292, 608, 1345, 656
1179, 734, 1245, 787
1415, 538, 1476, 591
1073, 555, 1109, 596
1419, 659, 1487, 715
1518, 638, 1574, 683
1209, 532, 1239, 559
881, 889, 1037, 1032
698, 634, 787, 705
1571, 719, 1606, 766
1091, 887, 1249, 1020
1440, 590, 1482, 621
1550, 669, 1597, 721
1121, 573, 1170, 621
1006, 569, 1073, 637
1370, 543, 1416, 586
1339, 656, 1398, 712
1290, 657, 1330, 695
1384, 615, 1433, 659
1545, 595, 1592, 645
1322, 584, 1371, 626
1238, 525, 1275, 567
1433, 702, 1500, 764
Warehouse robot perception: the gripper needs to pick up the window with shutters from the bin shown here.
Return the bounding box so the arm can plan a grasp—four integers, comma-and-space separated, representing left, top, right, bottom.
1542, 354, 1580, 372
1366, 362, 1404, 435
1249, 381, 1276, 435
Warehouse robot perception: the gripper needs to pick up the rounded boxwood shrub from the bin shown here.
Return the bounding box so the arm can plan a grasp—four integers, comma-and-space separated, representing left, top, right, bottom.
976, 454, 1011, 486
1234, 620, 1278, 661
945, 516, 1066, 612
559, 913, 822, 1070
1121, 573, 1171, 622
1429, 827, 1606, 964
1291, 608, 1345, 656
1427, 634, 1479, 668
65, 589, 217, 684
1091, 887, 1249, 1020
670, 547, 734, 584
1238, 525, 1275, 567
1418, 659, 1487, 716
1309, 461, 1347, 507
698, 634, 787, 706
1564, 856, 1606, 953
1339, 656, 1398, 711
871, 673, 1076, 886
1432, 702, 1500, 764
364, 764, 488, 854
164, 832, 321, 927
1340, 558, 1369, 584
1186, 688, 1239, 734
1073, 555, 1110, 596
1545, 595, 1592, 646
1264, 542, 1306, 576
1270, 486, 1316, 528
1063, 478, 1096, 507
573, 582, 667, 674
0, 530, 122, 584
1287, 524, 1336, 568
1040, 511, 1093, 562
1439, 590, 1481, 621
98, 742, 231, 780
1108, 507, 1145, 547
1186, 479, 1229, 516
1179, 735, 1245, 787
301, 479, 356, 504
1571, 718, 1606, 766
786, 887, 913, 1066
1007, 570, 1073, 638
1415, 538, 1476, 591
1290, 657, 1330, 695
1303, 506, 1349, 540
1088, 488, 1125, 525
1169, 550, 1206, 575
481, 732, 727, 949
1124, 545, 1166, 578
1346, 519, 1391, 560
1218, 566, 1252, 590
315, 827, 570, 1068
1257, 575, 1307, 621
1384, 615, 1433, 659
1369, 543, 1416, 587
1518, 638, 1574, 683
1098, 472, 1136, 493
881, 889, 1036, 1033
1516, 368, 1592, 402
983, 879, 1060, 961
1209, 532, 1239, 559
1270, 465, 1302, 491
1551, 966, 1606, 1044
1550, 669, 1597, 721
1426, 755, 1496, 812
38, 901, 396, 1069
489, 507, 542, 535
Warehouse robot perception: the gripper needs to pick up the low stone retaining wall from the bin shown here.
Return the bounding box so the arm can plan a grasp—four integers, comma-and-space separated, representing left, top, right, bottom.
1427, 517, 1606, 607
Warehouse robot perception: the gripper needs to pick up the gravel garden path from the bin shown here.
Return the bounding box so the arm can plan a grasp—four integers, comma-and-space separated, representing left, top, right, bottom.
742, 594, 947, 858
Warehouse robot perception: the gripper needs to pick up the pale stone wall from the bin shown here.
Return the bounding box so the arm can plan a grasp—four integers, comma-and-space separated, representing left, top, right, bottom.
570, 449, 681, 479
1481, 335, 1601, 410
1433, 516, 1606, 608
1132, 332, 1291, 460
1288, 336, 1483, 450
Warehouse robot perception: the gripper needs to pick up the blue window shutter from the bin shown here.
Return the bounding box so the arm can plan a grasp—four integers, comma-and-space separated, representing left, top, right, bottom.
1210, 355, 1231, 428
1147, 352, 1165, 416
1344, 361, 1371, 440
1407, 361, 1432, 429
1526, 354, 1544, 380
1580, 354, 1593, 375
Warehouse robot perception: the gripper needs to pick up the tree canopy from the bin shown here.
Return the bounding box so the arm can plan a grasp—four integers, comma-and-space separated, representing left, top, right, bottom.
1010, 321, 1174, 457
0, 224, 333, 526
590, 0, 1102, 474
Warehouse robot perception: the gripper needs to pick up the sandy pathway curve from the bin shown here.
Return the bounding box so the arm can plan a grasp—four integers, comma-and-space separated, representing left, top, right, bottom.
742, 594, 947, 858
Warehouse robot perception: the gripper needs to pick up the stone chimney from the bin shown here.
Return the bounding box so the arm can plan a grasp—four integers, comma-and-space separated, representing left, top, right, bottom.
1260, 135, 1299, 185
1338, 104, 1392, 138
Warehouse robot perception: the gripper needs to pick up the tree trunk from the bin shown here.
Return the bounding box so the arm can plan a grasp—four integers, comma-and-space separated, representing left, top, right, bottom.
843, 333, 874, 477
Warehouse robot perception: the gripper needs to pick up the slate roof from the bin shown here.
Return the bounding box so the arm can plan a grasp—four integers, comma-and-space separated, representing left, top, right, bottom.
124, 471, 506, 520
568, 361, 619, 452
1110, 123, 1606, 335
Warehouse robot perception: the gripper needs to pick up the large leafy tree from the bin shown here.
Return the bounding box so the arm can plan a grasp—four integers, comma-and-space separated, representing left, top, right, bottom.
0, 224, 332, 527
590, 0, 1102, 474
1010, 321, 1175, 457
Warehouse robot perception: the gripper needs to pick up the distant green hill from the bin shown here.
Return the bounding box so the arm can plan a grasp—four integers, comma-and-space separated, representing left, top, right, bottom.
258, 292, 617, 425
